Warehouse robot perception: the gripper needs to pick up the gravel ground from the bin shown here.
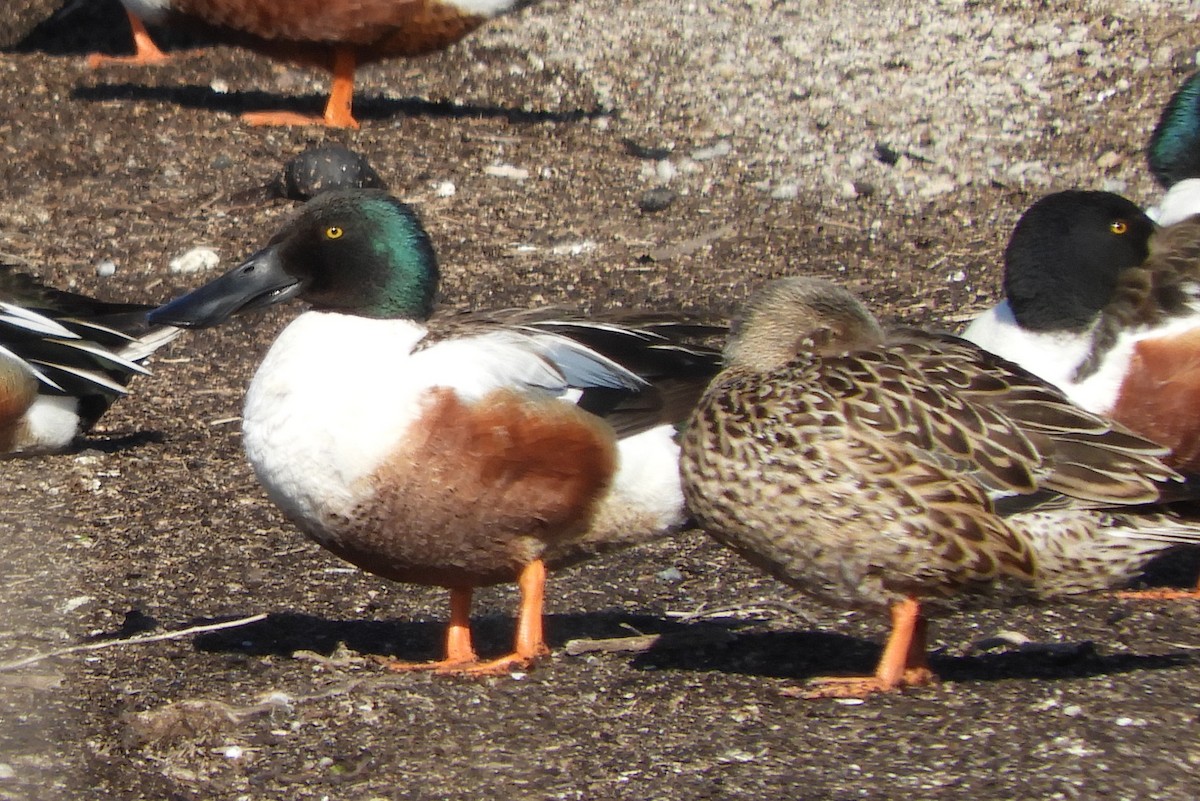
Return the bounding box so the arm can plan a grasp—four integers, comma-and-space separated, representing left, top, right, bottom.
3, 0, 1200, 799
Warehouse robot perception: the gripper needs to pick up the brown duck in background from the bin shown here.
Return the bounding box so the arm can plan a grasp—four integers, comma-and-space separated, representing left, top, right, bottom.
87, 0, 535, 128
680, 277, 1200, 699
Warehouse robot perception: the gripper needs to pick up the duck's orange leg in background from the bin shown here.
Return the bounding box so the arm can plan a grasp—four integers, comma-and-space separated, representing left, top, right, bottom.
242, 46, 360, 129
86, 10, 170, 68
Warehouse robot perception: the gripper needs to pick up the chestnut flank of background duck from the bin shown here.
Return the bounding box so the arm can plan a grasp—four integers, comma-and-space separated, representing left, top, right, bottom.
88, 0, 535, 128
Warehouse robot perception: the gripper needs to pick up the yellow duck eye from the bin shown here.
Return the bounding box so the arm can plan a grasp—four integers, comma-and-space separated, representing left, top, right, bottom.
1110, 220, 1128, 235
325, 226, 344, 240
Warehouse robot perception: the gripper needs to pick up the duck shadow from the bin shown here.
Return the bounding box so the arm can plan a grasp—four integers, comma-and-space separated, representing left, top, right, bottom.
186, 612, 1194, 685
190, 610, 706, 663
631, 628, 1198, 684
71, 83, 606, 126
74, 429, 166, 454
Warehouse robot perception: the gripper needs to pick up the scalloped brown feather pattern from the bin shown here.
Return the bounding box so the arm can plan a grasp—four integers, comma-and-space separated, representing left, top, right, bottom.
682, 311, 1189, 612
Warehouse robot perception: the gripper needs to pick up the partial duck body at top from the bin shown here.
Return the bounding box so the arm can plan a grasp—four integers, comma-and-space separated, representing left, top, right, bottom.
89, 0, 535, 128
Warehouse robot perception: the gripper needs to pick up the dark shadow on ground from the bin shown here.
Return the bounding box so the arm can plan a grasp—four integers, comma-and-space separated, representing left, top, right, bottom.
75, 430, 166, 454
633, 627, 1197, 684
188, 611, 1196, 685
73, 83, 606, 126
191, 611, 729, 664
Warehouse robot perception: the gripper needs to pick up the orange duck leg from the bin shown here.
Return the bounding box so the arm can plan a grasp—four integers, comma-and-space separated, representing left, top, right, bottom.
87, 10, 170, 68
1115, 581, 1200, 601
381, 560, 551, 676
784, 596, 937, 699
242, 46, 360, 129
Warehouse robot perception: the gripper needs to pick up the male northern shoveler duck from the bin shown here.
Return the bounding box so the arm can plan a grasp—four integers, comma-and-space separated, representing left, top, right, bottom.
0, 267, 180, 455
88, 0, 533, 128
962, 190, 1200, 597
148, 189, 723, 675
1147, 71, 1200, 226
680, 276, 1200, 699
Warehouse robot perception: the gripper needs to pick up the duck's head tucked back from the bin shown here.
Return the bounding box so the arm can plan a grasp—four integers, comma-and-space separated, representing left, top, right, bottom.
150, 190, 439, 328
723, 276, 885, 373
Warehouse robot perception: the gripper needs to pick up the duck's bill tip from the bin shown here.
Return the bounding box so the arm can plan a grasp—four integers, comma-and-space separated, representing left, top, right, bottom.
147, 248, 303, 328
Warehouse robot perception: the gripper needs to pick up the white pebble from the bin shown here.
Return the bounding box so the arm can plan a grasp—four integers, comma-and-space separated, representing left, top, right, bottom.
770, 182, 800, 200
483, 164, 530, 181
433, 180, 456, 198
169, 247, 220, 275
691, 140, 733, 161
60, 595, 94, 614
94, 259, 116, 278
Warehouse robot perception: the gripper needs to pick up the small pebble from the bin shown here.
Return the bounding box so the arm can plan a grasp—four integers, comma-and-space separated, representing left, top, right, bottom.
622, 138, 673, 160
770, 182, 800, 200
691, 140, 732, 161
656, 566, 684, 582
484, 164, 530, 181
874, 143, 901, 166
94, 259, 116, 278
639, 187, 678, 212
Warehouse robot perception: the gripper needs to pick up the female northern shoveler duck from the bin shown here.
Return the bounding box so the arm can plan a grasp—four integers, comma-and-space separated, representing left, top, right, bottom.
681, 276, 1200, 699
0, 267, 180, 455
963, 190, 1200, 597
1147, 71, 1200, 226
148, 189, 723, 675
87, 0, 532, 128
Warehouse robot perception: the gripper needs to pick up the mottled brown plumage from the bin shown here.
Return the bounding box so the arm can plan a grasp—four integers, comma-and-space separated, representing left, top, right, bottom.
681, 277, 1200, 698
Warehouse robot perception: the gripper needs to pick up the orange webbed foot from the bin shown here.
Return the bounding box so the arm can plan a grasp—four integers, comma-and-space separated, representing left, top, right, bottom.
374, 655, 480, 673
433, 645, 550, 677
782, 666, 937, 699
86, 11, 169, 68
86, 51, 170, 68
784, 597, 936, 700
240, 110, 361, 130
1115, 588, 1200, 600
